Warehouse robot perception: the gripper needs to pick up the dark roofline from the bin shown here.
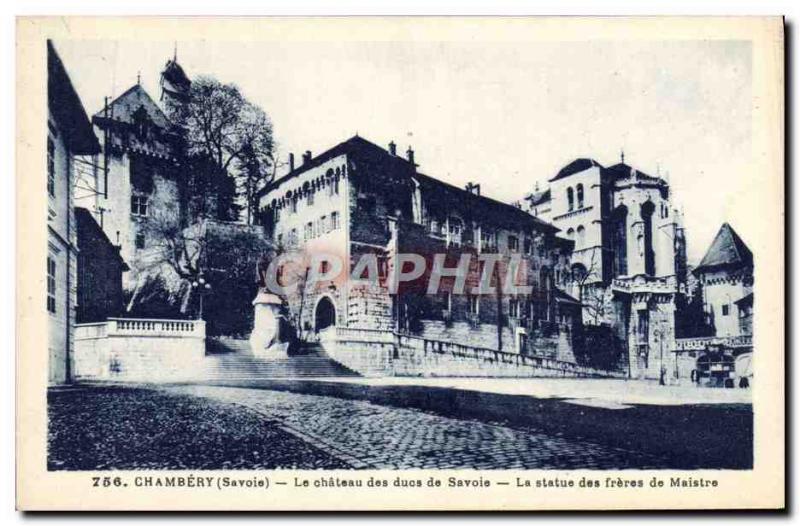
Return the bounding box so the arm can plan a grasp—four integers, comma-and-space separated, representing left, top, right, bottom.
93, 83, 171, 128
47, 41, 101, 155
75, 207, 129, 270
413, 172, 559, 234
259, 135, 412, 197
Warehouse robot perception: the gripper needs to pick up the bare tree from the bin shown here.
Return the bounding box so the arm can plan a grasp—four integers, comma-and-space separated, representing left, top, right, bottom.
570, 249, 610, 325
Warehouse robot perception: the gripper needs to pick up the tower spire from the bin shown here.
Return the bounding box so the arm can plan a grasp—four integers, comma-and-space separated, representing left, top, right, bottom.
620, 148, 625, 164
173, 41, 177, 62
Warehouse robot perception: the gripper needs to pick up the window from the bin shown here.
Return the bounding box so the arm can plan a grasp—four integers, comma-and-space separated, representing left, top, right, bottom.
524, 238, 533, 255
480, 229, 496, 251
567, 227, 575, 239
331, 211, 340, 231
320, 260, 330, 275
576, 225, 586, 247
468, 295, 480, 316
135, 232, 146, 249
509, 298, 520, 318
320, 215, 329, 234
508, 235, 519, 252
305, 222, 313, 241
444, 292, 452, 314
290, 228, 298, 247
47, 137, 55, 197
567, 187, 574, 211
47, 257, 56, 313
576, 184, 584, 209
447, 217, 463, 247
290, 198, 298, 214
722, 304, 730, 316
306, 192, 315, 206
131, 195, 149, 217
328, 179, 339, 196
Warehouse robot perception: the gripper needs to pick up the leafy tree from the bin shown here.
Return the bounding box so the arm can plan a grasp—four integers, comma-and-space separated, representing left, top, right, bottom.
168, 76, 274, 223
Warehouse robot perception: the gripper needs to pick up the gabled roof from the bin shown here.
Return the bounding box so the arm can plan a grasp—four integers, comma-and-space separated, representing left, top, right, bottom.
47, 41, 101, 155
94, 84, 170, 129
695, 223, 753, 273
549, 158, 602, 182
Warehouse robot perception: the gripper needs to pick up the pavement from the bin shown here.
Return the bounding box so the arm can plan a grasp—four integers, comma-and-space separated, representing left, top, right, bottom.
165, 384, 667, 469
62, 376, 752, 470
296, 377, 753, 407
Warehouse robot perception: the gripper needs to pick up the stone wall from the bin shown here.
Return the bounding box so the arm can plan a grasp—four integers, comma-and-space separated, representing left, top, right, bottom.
74, 318, 206, 382
321, 327, 622, 378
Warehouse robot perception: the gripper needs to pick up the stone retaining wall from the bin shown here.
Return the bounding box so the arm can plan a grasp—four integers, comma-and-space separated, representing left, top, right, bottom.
74, 318, 206, 382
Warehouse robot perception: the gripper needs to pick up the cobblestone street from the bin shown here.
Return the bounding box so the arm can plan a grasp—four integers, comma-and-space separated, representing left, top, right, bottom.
165, 385, 668, 469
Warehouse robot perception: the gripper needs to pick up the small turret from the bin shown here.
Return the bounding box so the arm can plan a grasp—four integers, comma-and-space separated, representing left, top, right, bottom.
159, 44, 191, 107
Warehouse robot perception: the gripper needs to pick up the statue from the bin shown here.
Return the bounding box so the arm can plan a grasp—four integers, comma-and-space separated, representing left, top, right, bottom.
250, 289, 289, 358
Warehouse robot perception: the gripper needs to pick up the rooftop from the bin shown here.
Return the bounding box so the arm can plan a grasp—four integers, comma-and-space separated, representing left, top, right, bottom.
695, 223, 753, 273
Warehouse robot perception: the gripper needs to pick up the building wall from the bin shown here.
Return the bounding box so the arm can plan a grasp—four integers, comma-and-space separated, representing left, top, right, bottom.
89, 145, 182, 291
47, 113, 77, 385
699, 268, 753, 338
76, 212, 126, 323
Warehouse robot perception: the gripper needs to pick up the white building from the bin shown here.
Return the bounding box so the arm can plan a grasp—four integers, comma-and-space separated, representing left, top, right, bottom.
47, 41, 101, 384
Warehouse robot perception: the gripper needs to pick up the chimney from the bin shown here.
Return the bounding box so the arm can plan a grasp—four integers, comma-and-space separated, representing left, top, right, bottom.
303, 150, 312, 165
388, 141, 397, 156
289, 153, 295, 172
406, 146, 415, 165
465, 182, 481, 196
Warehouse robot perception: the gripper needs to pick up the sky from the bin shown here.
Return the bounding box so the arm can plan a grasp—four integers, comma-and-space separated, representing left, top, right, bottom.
55, 38, 753, 263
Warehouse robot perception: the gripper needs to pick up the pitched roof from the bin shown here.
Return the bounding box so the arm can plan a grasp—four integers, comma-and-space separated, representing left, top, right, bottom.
260, 135, 406, 196
695, 223, 753, 273
549, 158, 602, 182
74, 207, 129, 270
94, 84, 170, 129
47, 41, 101, 155
414, 172, 559, 233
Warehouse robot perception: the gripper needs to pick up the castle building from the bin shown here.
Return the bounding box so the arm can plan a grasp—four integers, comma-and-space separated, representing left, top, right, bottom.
521, 155, 689, 380
47, 41, 101, 383
77, 59, 191, 291
258, 136, 582, 368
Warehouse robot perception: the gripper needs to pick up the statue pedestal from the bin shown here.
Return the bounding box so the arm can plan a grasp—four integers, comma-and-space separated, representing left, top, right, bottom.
250, 291, 286, 359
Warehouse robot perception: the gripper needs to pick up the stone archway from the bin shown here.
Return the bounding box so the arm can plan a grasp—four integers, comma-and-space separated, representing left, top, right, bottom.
314, 296, 336, 333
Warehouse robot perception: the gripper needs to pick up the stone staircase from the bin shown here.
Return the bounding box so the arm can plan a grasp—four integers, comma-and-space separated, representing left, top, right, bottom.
201, 338, 360, 380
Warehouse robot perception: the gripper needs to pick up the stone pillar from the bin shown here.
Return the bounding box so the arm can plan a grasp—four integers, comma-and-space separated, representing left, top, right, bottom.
250, 290, 288, 358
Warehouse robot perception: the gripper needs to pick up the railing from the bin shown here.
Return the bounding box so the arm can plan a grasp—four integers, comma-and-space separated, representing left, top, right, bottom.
674, 334, 753, 351
76, 318, 206, 339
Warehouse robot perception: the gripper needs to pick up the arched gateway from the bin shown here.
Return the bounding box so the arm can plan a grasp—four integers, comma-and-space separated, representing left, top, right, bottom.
314, 296, 336, 332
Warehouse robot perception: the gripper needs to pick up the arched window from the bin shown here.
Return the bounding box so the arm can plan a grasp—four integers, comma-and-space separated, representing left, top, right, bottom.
576, 184, 584, 209
567, 227, 575, 238
567, 187, 574, 211
640, 201, 656, 276
576, 225, 586, 247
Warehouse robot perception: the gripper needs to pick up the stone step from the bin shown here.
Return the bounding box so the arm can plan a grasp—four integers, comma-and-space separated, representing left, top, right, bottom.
199, 340, 359, 378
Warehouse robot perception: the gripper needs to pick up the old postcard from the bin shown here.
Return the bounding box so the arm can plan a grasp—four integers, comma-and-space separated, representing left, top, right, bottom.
16, 16, 784, 510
